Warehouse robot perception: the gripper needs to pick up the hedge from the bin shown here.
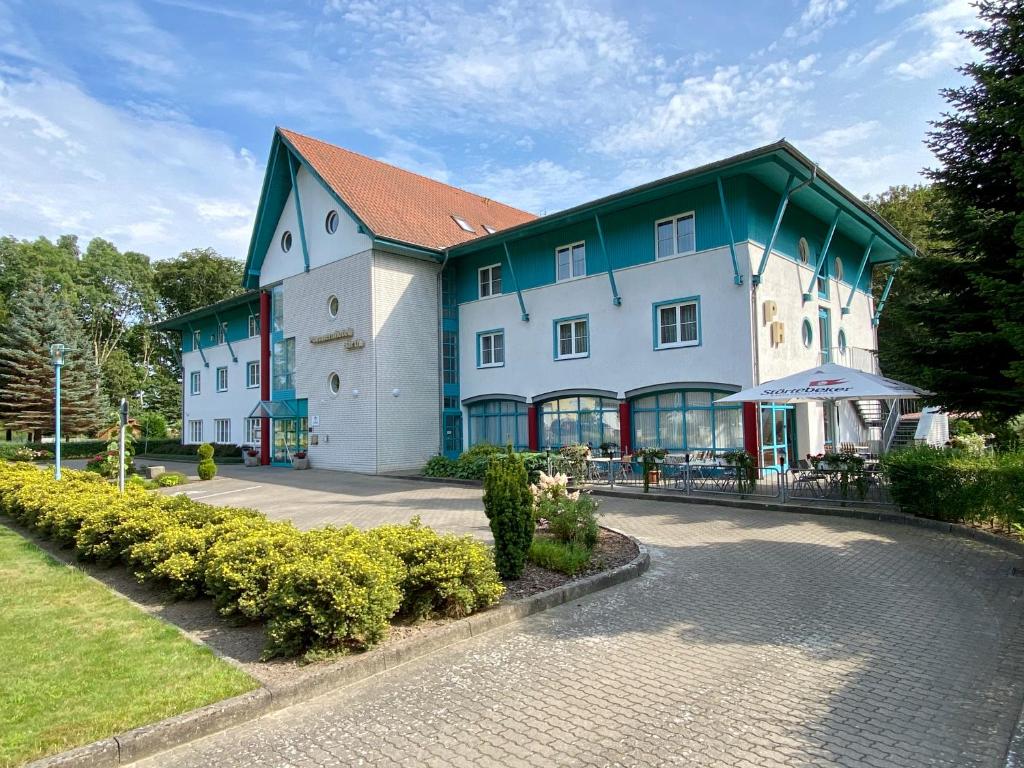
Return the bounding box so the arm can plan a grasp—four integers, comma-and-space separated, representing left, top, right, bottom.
0, 463, 504, 658
424, 445, 550, 482
882, 446, 1024, 529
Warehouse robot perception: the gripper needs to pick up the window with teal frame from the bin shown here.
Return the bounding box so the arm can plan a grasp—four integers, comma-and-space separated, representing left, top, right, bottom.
631, 390, 743, 453
468, 400, 528, 450
539, 396, 619, 448
272, 337, 295, 391
272, 284, 284, 332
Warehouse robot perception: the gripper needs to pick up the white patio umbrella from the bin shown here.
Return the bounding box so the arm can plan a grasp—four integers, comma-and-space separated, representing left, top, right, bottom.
717, 362, 930, 448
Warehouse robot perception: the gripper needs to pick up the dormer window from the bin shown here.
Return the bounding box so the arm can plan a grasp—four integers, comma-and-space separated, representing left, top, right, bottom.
452, 215, 476, 233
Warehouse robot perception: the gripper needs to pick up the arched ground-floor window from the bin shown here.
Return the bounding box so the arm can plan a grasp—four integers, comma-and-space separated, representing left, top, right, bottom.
467, 400, 529, 451
539, 396, 620, 449
631, 390, 742, 453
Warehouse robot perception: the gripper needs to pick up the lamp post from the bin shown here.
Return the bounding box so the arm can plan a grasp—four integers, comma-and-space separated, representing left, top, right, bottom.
49, 343, 65, 480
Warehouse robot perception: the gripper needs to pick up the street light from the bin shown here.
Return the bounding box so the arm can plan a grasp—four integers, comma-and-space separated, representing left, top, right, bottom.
49, 343, 65, 480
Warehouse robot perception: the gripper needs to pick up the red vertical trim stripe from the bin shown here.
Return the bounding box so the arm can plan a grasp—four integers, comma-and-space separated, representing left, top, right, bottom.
527, 405, 538, 451
743, 401, 759, 463
259, 290, 271, 466
618, 401, 631, 455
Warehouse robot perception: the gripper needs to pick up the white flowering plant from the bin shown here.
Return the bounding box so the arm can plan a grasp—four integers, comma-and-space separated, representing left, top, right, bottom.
529, 471, 599, 550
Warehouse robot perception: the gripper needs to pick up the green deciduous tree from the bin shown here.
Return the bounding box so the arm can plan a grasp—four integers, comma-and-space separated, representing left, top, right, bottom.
77, 238, 156, 374
153, 248, 244, 317
0, 278, 102, 440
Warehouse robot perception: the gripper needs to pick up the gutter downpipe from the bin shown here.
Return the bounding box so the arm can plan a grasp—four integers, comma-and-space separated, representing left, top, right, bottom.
437, 249, 451, 456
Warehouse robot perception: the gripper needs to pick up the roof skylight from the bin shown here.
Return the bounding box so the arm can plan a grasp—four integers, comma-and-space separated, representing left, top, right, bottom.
452, 215, 476, 233
482, 224, 497, 234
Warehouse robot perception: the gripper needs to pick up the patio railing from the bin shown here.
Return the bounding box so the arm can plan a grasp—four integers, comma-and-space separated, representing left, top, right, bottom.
569, 456, 893, 507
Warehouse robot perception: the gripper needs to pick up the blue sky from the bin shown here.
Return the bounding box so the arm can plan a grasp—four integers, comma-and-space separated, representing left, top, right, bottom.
0, 0, 981, 260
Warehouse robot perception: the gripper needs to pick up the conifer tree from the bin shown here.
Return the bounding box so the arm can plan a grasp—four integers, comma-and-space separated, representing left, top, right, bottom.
0, 278, 102, 440
885, 1, 1024, 422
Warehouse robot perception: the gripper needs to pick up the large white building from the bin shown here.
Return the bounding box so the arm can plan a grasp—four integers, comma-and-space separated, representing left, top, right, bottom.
157, 128, 912, 473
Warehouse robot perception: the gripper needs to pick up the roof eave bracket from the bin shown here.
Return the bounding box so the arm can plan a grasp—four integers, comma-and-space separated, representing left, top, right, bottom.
212, 311, 238, 363
803, 209, 841, 303
503, 242, 529, 322
715, 176, 743, 286
593, 213, 622, 306
185, 321, 209, 368
842, 234, 876, 315
872, 260, 901, 327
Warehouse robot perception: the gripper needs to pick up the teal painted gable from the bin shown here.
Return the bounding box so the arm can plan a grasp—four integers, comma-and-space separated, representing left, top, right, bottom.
745, 177, 892, 294
450, 176, 749, 305
182, 303, 258, 353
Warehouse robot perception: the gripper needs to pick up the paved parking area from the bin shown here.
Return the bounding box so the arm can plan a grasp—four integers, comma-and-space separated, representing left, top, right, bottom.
132, 466, 1024, 768
138, 462, 492, 538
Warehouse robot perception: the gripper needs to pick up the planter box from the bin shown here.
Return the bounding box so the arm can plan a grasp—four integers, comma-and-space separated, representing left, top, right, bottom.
292, 457, 310, 470
243, 454, 260, 467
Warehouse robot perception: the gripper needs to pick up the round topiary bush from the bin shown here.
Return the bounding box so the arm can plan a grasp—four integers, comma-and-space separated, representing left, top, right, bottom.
196, 443, 217, 480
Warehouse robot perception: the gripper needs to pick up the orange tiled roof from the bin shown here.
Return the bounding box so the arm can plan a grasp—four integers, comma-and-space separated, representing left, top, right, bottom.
279, 128, 537, 251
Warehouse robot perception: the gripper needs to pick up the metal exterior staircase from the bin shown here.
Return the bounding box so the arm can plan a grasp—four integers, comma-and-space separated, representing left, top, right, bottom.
889, 415, 921, 450
854, 399, 884, 427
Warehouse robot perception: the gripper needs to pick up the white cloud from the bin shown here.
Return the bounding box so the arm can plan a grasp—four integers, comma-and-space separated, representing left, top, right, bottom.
466, 160, 602, 215
591, 56, 818, 158
891, 0, 980, 79
841, 39, 896, 71
0, 71, 261, 260
783, 0, 852, 41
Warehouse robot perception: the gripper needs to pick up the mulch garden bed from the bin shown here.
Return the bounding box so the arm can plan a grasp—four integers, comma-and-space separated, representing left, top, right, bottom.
502, 526, 639, 601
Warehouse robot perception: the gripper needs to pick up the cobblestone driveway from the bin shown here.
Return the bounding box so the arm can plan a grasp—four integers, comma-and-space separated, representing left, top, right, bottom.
137, 487, 1024, 768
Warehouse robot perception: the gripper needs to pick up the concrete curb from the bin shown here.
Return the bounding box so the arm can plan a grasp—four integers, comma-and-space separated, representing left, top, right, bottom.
27, 534, 650, 768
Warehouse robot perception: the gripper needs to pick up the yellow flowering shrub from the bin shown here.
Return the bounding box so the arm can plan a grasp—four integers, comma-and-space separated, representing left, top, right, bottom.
0, 463, 505, 658
367, 518, 504, 620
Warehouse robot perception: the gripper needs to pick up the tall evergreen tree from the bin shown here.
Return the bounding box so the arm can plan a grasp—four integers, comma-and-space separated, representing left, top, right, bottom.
0, 278, 102, 440
880, 1, 1024, 422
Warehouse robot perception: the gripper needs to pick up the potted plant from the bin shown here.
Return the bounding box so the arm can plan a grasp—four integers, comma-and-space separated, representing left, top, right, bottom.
634, 447, 667, 493
243, 448, 260, 467
722, 449, 757, 495
598, 441, 617, 459
291, 450, 310, 470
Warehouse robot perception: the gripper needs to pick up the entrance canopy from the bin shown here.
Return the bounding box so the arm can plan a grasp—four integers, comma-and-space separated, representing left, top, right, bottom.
247, 400, 298, 419
718, 362, 929, 404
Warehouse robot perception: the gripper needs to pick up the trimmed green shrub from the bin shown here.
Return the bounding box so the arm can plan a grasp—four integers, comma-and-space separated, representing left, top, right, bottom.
528, 537, 591, 575
205, 517, 303, 619
882, 446, 1024, 528
531, 471, 600, 549
156, 472, 186, 487
262, 527, 405, 659
0, 464, 505, 658
138, 440, 242, 458
23, 440, 106, 459
423, 454, 457, 477
483, 448, 534, 580
197, 443, 217, 481
367, 518, 504, 619
454, 443, 503, 480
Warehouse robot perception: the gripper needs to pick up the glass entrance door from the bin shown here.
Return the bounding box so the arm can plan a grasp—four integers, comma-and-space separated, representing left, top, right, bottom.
272, 417, 308, 464
760, 404, 797, 471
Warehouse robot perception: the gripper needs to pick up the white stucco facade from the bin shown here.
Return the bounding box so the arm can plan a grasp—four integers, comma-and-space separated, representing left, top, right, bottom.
181, 335, 262, 446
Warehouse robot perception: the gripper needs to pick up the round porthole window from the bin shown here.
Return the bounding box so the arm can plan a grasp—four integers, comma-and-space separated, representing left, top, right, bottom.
325, 210, 339, 234
838, 329, 847, 354
834, 256, 844, 281
798, 237, 810, 264
281, 231, 292, 252
328, 295, 339, 318
328, 372, 341, 395
802, 319, 814, 348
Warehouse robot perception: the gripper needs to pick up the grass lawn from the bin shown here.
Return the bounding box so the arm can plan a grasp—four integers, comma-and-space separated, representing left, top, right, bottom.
0, 525, 257, 767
